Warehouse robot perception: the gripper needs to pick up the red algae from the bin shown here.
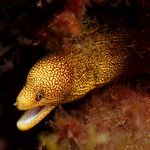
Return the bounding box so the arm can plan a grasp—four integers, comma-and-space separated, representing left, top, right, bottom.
39, 85, 150, 150
48, 11, 82, 37
65, 0, 89, 18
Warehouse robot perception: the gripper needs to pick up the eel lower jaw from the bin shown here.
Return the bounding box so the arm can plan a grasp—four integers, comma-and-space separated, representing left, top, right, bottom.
17, 105, 55, 131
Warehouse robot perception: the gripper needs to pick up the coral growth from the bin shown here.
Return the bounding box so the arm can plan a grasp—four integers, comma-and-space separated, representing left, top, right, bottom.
48, 11, 82, 37
39, 85, 150, 150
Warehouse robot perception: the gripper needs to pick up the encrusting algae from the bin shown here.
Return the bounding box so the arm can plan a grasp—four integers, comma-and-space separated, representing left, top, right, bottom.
15, 18, 132, 131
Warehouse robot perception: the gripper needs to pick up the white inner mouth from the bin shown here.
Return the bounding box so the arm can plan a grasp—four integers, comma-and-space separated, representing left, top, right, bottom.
20, 106, 46, 125
17, 105, 55, 131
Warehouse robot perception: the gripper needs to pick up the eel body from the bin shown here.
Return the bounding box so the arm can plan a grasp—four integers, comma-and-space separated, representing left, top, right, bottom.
16, 30, 131, 131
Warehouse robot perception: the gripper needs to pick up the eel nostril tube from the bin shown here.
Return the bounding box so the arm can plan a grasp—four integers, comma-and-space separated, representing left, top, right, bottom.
14, 102, 18, 106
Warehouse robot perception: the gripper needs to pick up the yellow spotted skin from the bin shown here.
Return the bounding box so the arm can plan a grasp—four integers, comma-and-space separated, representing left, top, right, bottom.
16, 30, 130, 130
17, 56, 72, 110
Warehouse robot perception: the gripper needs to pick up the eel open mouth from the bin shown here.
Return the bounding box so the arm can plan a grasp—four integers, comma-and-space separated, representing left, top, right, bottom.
17, 105, 55, 131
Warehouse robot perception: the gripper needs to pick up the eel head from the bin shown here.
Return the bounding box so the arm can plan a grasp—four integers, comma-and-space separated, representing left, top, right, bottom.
15, 56, 72, 131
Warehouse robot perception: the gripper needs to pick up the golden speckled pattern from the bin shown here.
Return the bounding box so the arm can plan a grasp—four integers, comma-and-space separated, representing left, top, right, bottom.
16, 31, 131, 130
17, 56, 72, 110
63, 32, 129, 101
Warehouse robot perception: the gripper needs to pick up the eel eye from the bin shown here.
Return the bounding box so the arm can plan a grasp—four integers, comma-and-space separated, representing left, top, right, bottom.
36, 92, 44, 101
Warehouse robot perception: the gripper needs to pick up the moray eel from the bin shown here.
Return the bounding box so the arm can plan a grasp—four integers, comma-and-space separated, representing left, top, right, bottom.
15, 31, 131, 131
